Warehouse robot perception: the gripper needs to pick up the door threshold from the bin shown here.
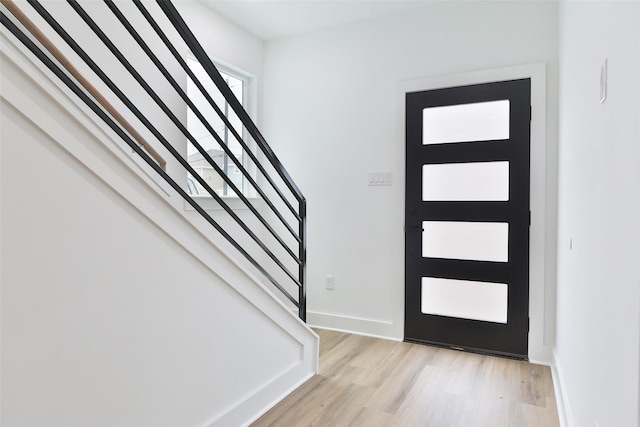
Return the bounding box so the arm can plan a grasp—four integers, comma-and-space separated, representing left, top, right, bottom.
404, 337, 528, 361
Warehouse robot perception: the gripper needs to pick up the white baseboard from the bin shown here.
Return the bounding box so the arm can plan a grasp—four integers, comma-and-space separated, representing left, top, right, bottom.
210, 360, 316, 427
240, 369, 315, 427
307, 310, 402, 341
552, 349, 573, 427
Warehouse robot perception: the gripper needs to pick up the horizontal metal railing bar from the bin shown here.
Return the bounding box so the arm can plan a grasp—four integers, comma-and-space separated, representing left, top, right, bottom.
137, 0, 303, 226
132, 3, 303, 240
0, 0, 167, 171
62, 0, 303, 287
0, 11, 302, 309
156, 0, 304, 219
103, 0, 302, 265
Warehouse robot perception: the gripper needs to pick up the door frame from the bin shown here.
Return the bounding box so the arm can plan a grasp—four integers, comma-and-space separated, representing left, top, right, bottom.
395, 63, 554, 363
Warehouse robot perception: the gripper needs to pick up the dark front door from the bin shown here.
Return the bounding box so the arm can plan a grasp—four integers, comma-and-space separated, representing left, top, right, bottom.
404, 79, 531, 359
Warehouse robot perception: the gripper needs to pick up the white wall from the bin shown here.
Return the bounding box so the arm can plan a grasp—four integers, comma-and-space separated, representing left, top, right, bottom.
177, 1, 263, 82
1, 22, 316, 427
176, 1, 264, 124
262, 1, 559, 361
556, 2, 640, 426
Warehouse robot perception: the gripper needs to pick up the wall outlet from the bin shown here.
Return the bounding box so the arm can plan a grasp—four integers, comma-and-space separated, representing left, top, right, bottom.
325, 275, 334, 290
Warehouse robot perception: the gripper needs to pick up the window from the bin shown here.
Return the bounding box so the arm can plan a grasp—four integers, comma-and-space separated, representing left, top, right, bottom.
186, 58, 246, 197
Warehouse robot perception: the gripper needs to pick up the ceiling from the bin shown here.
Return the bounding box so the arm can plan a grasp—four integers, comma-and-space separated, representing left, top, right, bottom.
198, 1, 430, 41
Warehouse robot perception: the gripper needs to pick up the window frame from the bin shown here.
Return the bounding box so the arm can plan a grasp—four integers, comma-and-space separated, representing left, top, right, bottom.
185, 56, 255, 199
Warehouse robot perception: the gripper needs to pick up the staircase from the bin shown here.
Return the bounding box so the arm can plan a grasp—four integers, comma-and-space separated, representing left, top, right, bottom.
0, 1, 317, 426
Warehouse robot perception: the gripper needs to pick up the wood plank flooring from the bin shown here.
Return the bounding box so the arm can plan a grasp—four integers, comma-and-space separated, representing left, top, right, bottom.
252, 329, 560, 427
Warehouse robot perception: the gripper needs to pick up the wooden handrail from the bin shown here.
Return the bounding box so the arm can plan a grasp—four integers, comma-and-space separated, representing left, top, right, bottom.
1, 0, 167, 171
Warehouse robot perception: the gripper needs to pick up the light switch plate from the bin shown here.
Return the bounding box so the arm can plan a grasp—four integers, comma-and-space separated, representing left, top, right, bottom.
368, 171, 392, 186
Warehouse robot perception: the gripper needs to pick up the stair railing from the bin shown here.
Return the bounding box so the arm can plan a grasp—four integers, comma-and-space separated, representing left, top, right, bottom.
1, 0, 307, 321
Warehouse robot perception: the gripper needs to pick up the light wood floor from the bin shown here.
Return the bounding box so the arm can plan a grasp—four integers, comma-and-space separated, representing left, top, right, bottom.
252, 329, 560, 427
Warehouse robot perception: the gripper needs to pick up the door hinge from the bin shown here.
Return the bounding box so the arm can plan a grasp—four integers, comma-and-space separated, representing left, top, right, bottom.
528, 317, 530, 332
529, 210, 532, 226
530, 106, 532, 122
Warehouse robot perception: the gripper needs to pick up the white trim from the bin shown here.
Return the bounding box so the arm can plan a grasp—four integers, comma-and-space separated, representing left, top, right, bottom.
311, 326, 404, 343
552, 348, 573, 427
307, 311, 402, 341
241, 368, 316, 427
396, 63, 554, 364
207, 359, 315, 427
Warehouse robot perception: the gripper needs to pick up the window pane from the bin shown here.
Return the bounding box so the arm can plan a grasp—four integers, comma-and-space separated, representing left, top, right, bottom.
422, 221, 509, 262
422, 161, 509, 201
186, 58, 245, 197
421, 277, 508, 323
422, 100, 510, 145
